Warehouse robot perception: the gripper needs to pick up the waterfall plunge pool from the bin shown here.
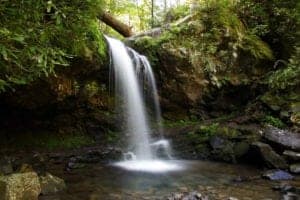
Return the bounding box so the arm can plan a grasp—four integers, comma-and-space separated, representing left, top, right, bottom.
42, 160, 300, 200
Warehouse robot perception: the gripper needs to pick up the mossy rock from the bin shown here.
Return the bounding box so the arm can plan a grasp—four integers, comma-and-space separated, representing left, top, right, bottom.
234, 142, 250, 157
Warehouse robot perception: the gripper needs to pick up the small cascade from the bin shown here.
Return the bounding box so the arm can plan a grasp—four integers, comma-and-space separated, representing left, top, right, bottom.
150, 139, 173, 159
105, 36, 182, 172
124, 152, 137, 161
127, 48, 164, 136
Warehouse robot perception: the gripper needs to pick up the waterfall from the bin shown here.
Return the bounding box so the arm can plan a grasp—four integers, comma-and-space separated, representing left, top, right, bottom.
106, 36, 152, 160
105, 36, 181, 172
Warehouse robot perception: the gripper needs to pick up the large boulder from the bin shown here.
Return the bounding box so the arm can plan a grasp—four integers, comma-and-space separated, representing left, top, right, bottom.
263, 126, 300, 151
251, 142, 288, 169
0, 172, 41, 200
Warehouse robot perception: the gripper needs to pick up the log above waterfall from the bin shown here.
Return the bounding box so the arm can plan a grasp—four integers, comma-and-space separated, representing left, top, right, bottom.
99, 12, 133, 37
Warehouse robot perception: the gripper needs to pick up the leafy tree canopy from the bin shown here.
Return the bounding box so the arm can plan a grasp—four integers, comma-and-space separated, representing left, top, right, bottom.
0, 0, 105, 91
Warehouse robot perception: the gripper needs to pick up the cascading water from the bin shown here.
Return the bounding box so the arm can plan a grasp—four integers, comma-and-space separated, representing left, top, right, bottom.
105, 36, 182, 172
127, 48, 164, 136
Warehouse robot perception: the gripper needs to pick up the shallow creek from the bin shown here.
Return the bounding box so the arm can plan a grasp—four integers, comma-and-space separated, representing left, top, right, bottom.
42, 160, 300, 200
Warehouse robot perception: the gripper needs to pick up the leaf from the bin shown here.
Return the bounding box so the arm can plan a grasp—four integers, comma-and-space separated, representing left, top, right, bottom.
12, 35, 25, 43
47, 1, 53, 13
0, 48, 8, 60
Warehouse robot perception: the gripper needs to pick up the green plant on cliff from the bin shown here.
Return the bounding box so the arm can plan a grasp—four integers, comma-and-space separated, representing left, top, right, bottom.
268, 46, 300, 90
0, 0, 106, 92
238, 0, 300, 92
197, 0, 273, 61
238, 0, 300, 58
264, 115, 286, 129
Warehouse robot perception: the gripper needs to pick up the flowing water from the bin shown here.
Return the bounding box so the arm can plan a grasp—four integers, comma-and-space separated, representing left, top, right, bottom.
105, 36, 177, 172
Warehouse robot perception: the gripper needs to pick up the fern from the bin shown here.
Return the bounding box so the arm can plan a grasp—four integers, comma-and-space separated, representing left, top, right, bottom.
268, 47, 300, 90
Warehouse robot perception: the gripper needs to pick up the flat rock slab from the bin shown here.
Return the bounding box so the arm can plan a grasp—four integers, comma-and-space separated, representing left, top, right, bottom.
283, 150, 300, 161
252, 142, 288, 169
264, 126, 300, 151
262, 170, 294, 180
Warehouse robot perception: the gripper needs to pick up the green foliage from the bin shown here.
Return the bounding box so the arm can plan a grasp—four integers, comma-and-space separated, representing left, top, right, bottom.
186, 123, 219, 143
163, 5, 190, 23
197, 0, 273, 61
264, 115, 286, 128
186, 123, 240, 144
0, 0, 106, 91
41, 134, 95, 150
237, 0, 300, 92
198, 123, 220, 136
3, 132, 95, 150
162, 119, 198, 128
238, 0, 300, 57
268, 47, 300, 90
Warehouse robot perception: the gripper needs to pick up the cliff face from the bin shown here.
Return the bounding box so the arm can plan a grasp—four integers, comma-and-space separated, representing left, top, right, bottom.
127, 10, 299, 130
0, 52, 120, 150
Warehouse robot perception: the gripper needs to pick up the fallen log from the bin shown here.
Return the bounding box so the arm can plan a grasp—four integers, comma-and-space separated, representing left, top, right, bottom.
127, 14, 195, 40
99, 12, 133, 37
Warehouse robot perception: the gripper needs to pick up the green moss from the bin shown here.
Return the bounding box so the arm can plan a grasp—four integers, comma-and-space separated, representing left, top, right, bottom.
187, 131, 210, 143
264, 115, 286, 129
162, 119, 198, 128
197, 123, 220, 136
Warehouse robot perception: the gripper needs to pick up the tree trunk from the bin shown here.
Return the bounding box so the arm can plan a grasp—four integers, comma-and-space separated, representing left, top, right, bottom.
99, 12, 133, 37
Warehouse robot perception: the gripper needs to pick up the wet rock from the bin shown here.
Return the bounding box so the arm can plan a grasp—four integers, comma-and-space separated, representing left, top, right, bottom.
252, 142, 288, 169
210, 137, 225, 149
233, 142, 250, 157
0, 172, 41, 200
30, 153, 47, 175
65, 147, 122, 170
73, 154, 101, 164
262, 170, 294, 180
281, 192, 300, 200
167, 191, 204, 200
232, 175, 260, 182
0, 158, 13, 175
39, 173, 66, 195
264, 126, 300, 151
289, 164, 300, 174
65, 160, 86, 171
48, 153, 66, 164
210, 137, 236, 163
272, 183, 295, 193
283, 150, 300, 161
